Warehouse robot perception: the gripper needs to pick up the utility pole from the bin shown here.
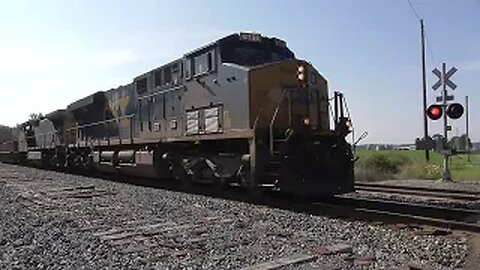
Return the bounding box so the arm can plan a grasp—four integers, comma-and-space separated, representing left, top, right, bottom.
420, 19, 429, 161
466, 95, 470, 162
441, 63, 452, 181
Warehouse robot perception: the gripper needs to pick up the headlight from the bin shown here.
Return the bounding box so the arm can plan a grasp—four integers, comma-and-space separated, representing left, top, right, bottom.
303, 118, 311, 126
297, 65, 307, 83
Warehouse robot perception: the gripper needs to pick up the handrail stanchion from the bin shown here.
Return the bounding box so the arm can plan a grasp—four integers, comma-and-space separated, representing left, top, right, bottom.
130, 116, 134, 144
107, 122, 110, 146
269, 89, 287, 155
119, 118, 122, 145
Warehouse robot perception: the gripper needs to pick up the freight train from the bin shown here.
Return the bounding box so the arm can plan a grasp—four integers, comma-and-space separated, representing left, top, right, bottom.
4, 33, 354, 197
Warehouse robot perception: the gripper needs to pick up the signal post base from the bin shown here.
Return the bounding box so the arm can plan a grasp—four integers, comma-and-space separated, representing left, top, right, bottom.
440, 154, 453, 182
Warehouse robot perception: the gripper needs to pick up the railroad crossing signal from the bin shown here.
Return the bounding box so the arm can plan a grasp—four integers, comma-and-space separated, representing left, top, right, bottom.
426, 104, 442, 120
432, 66, 457, 90
428, 63, 461, 182
436, 95, 454, 102
445, 103, 464, 119
426, 103, 464, 120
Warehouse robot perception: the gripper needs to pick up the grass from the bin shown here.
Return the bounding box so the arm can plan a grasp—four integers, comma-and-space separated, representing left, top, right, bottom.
355, 150, 480, 181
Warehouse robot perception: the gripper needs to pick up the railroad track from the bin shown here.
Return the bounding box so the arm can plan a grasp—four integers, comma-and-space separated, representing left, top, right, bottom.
354, 182, 480, 201
310, 196, 480, 233
3, 162, 480, 233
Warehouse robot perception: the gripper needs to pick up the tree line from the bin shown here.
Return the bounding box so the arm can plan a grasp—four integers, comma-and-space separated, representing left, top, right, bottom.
0, 125, 13, 143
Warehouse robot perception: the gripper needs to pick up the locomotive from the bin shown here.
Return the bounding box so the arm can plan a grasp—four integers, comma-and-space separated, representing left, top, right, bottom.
10, 32, 354, 197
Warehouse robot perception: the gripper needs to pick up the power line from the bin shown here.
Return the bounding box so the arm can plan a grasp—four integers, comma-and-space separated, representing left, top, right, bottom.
407, 0, 421, 20
424, 31, 439, 67
407, 0, 439, 66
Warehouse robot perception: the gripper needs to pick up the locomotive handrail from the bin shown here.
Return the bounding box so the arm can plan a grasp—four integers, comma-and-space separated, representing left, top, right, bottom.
65, 114, 135, 131
22, 115, 136, 147
269, 89, 288, 155
137, 85, 185, 100
253, 108, 264, 130
68, 114, 136, 146
24, 130, 59, 139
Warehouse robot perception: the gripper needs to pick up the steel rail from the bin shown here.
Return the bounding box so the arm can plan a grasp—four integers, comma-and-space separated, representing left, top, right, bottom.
314, 196, 480, 232
355, 182, 480, 201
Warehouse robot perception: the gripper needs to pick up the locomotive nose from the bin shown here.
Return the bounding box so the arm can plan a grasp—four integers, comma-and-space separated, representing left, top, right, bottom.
277, 136, 355, 197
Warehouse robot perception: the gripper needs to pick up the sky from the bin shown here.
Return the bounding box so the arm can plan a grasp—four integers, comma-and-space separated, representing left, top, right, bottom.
0, 0, 479, 144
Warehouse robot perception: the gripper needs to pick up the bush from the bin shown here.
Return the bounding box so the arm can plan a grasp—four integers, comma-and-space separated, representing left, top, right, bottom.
400, 162, 442, 180
354, 166, 391, 182
354, 153, 412, 182
354, 150, 480, 181
356, 153, 411, 174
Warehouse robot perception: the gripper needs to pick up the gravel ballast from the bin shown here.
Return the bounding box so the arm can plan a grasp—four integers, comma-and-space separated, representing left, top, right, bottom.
0, 163, 471, 269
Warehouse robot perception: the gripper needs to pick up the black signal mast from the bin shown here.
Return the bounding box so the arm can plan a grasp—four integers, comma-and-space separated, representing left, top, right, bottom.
420, 19, 429, 161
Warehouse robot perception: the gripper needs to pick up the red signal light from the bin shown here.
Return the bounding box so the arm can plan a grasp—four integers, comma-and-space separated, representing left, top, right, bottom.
427, 104, 443, 120
430, 107, 442, 117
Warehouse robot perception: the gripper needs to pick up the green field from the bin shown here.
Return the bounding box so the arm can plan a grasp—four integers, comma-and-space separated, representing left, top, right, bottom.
355, 150, 480, 181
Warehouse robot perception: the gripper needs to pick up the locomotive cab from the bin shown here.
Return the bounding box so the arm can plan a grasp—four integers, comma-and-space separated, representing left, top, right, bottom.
246, 52, 354, 196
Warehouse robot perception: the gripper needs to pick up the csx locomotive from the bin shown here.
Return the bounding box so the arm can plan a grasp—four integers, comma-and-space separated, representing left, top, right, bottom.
10, 33, 354, 197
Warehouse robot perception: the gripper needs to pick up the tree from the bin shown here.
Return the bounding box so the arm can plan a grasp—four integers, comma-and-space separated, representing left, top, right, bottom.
29, 113, 44, 120
415, 136, 434, 150
448, 134, 471, 152
0, 125, 13, 143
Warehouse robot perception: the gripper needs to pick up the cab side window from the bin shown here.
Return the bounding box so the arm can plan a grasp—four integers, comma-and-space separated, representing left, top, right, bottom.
193, 50, 215, 75
185, 48, 216, 79
154, 70, 162, 88
136, 78, 148, 94
185, 58, 192, 79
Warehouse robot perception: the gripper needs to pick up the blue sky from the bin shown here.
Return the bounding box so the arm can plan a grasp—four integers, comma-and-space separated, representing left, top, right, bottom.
0, 0, 479, 143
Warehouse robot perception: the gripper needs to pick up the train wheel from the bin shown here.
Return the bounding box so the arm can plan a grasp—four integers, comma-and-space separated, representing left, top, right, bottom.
172, 165, 192, 190
248, 180, 263, 198
237, 165, 262, 197
209, 175, 229, 194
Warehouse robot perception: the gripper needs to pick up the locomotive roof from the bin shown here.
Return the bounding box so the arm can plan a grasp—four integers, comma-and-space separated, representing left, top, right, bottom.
66, 91, 106, 112
65, 32, 292, 113
133, 32, 289, 80
45, 109, 67, 121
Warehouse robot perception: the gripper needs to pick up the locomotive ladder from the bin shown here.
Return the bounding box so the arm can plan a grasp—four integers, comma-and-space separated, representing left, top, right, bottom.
266, 89, 291, 185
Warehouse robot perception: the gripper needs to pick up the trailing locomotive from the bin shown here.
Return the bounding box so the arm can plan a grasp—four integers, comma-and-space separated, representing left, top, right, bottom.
11, 32, 354, 197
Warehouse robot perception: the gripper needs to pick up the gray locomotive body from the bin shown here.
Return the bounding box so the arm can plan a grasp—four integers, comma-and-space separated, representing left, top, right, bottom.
14, 33, 354, 197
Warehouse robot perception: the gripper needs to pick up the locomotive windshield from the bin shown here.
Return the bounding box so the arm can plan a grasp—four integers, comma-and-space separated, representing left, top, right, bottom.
219, 35, 295, 66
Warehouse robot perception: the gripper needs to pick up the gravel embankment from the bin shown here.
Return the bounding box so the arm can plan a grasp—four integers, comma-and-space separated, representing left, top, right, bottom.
0, 163, 470, 269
